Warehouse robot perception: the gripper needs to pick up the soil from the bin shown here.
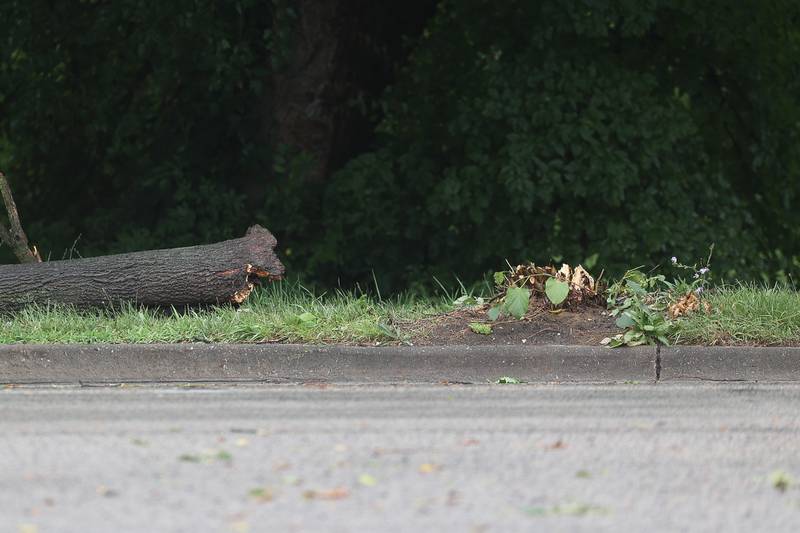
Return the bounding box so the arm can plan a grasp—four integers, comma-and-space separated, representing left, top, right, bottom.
406, 303, 619, 346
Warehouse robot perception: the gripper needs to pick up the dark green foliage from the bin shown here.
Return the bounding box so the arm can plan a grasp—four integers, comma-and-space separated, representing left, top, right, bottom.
1, 1, 799, 289
320, 0, 800, 288
0, 0, 434, 272
1, 0, 274, 257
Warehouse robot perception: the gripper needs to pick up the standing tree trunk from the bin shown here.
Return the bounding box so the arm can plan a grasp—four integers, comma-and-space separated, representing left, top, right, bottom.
0, 225, 284, 312
267, 1, 437, 182
0, 171, 41, 264
271, 0, 343, 183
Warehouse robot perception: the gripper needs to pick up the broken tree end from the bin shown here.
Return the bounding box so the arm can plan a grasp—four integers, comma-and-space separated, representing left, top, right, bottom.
246, 224, 278, 246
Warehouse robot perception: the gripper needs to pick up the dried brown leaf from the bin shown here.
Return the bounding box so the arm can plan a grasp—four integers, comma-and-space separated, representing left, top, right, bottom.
669, 292, 700, 319
303, 487, 349, 501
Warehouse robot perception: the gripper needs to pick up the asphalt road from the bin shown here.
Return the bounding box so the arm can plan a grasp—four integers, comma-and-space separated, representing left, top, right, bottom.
2, 383, 800, 532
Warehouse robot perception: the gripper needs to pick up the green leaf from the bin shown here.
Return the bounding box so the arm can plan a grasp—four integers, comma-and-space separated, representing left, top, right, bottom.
297, 312, 316, 324
608, 335, 625, 348
545, 278, 569, 306
504, 287, 530, 319
495, 376, 521, 384
493, 271, 506, 286
377, 323, 410, 345
626, 280, 645, 295
769, 470, 793, 492
249, 487, 274, 501
623, 330, 646, 345
358, 474, 377, 487
615, 314, 636, 328
487, 306, 502, 321
583, 253, 599, 270
469, 322, 492, 335
454, 295, 479, 306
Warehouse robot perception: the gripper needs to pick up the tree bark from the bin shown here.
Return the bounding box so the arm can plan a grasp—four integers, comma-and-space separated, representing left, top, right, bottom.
271, 0, 343, 183
0, 171, 41, 264
0, 225, 284, 312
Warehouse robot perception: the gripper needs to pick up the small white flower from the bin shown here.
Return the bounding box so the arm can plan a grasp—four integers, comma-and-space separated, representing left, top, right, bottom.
695, 287, 704, 294
671, 257, 677, 264
699, 267, 710, 275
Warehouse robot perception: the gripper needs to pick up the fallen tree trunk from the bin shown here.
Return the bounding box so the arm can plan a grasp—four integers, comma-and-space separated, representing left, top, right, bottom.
0, 225, 284, 312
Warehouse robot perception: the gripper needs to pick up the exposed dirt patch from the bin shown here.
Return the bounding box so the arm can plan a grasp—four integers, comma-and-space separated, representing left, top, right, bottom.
407, 304, 618, 346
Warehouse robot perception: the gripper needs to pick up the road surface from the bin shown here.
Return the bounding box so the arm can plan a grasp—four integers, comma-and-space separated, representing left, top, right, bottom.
2, 383, 800, 532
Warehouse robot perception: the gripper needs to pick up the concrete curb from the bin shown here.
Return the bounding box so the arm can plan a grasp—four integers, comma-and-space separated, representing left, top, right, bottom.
1, 344, 798, 384
0, 343, 656, 384
659, 346, 800, 382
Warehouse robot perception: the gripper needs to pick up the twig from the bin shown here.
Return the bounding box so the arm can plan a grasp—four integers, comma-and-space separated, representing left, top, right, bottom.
0, 170, 41, 263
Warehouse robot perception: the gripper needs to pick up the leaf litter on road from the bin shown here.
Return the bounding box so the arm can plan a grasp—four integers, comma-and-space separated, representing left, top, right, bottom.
770, 470, 794, 492
178, 449, 233, 464
525, 502, 610, 517
358, 474, 377, 487
282, 474, 302, 486
419, 463, 441, 474
248, 487, 275, 502
544, 439, 567, 450
302, 487, 350, 501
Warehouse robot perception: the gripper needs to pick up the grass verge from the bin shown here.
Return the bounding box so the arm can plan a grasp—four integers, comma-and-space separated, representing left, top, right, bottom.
1, 280, 798, 347
674, 284, 800, 346
0, 281, 448, 344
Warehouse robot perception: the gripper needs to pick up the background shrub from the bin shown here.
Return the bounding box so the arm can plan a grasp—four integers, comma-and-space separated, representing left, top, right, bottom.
2, 0, 798, 289
319, 0, 800, 289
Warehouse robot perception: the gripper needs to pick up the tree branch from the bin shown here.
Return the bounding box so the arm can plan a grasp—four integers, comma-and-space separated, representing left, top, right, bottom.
0, 170, 41, 263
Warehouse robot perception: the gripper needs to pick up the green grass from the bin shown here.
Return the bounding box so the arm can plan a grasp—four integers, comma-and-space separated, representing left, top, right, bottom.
0, 281, 448, 344
674, 284, 800, 346
3, 279, 798, 346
